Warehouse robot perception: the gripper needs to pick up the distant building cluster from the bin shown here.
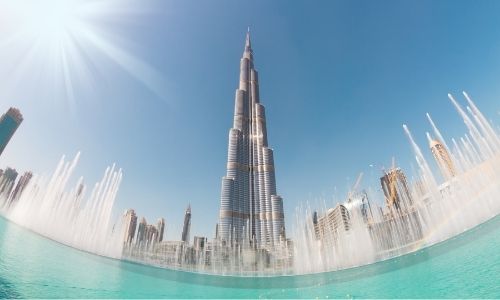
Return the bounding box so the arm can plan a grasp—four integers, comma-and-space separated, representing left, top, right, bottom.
123, 209, 165, 247
122, 204, 200, 249
312, 164, 424, 251
0, 169, 33, 207
0, 108, 34, 209
121, 204, 229, 271
312, 141, 457, 256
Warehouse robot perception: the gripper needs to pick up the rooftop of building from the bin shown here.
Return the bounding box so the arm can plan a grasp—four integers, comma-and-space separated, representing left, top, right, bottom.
5, 108, 23, 123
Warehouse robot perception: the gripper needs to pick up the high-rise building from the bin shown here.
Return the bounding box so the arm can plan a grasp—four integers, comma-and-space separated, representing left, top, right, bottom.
313, 204, 351, 248
430, 139, 456, 180
193, 236, 207, 251
0, 108, 23, 156
145, 224, 158, 245
181, 204, 191, 243
156, 218, 165, 242
348, 191, 373, 223
9, 171, 32, 205
123, 209, 138, 244
380, 168, 413, 214
136, 217, 147, 244
218, 30, 286, 249
0, 167, 18, 197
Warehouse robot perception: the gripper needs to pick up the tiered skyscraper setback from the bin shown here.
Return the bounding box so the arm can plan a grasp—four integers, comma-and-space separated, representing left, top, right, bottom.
218, 31, 286, 249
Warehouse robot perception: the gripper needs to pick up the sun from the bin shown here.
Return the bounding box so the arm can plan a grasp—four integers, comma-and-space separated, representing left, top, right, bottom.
0, 0, 167, 108
3, 0, 90, 57
13, 0, 81, 41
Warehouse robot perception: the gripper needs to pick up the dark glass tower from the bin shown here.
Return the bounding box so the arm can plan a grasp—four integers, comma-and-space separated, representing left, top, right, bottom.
218, 31, 286, 249
181, 204, 191, 244
0, 108, 23, 156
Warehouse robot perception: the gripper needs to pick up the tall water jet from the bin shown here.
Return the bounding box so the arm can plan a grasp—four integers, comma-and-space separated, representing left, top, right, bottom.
291, 92, 500, 274
0, 152, 124, 258
4, 90, 496, 277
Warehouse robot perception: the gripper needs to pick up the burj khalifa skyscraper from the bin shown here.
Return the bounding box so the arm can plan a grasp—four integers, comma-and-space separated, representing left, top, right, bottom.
218, 30, 286, 249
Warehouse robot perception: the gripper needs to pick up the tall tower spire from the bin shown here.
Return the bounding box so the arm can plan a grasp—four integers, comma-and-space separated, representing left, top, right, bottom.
218, 31, 286, 249
245, 27, 251, 50
243, 28, 253, 62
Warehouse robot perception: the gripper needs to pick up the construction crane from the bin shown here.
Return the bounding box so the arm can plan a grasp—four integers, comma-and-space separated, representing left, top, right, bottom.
347, 172, 364, 201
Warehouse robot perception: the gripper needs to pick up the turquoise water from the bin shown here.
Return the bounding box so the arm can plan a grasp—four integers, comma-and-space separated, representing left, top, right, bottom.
0, 216, 499, 298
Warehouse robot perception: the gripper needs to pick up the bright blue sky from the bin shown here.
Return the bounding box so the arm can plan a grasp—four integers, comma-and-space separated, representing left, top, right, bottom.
0, 0, 499, 240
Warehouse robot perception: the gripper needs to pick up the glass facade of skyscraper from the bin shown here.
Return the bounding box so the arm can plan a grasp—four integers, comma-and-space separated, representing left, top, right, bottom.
218, 32, 286, 249
0, 108, 23, 156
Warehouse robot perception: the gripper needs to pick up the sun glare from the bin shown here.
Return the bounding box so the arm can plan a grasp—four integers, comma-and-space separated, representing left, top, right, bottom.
6, 0, 81, 44
0, 0, 167, 108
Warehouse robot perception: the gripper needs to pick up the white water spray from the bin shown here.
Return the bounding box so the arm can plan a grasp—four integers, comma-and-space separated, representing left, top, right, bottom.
0, 92, 498, 276
0, 152, 124, 258
292, 92, 500, 274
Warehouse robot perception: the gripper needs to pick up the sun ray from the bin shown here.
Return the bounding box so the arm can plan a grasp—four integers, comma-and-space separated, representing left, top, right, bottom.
0, 0, 168, 107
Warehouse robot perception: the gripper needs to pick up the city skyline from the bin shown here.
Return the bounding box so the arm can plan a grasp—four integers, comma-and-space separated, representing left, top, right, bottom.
1, 0, 500, 240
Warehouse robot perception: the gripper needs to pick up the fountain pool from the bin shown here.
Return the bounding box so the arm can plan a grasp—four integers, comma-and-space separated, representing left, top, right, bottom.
0, 213, 499, 298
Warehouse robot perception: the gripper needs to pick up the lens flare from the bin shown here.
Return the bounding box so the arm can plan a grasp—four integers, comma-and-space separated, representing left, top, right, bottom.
0, 0, 167, 108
